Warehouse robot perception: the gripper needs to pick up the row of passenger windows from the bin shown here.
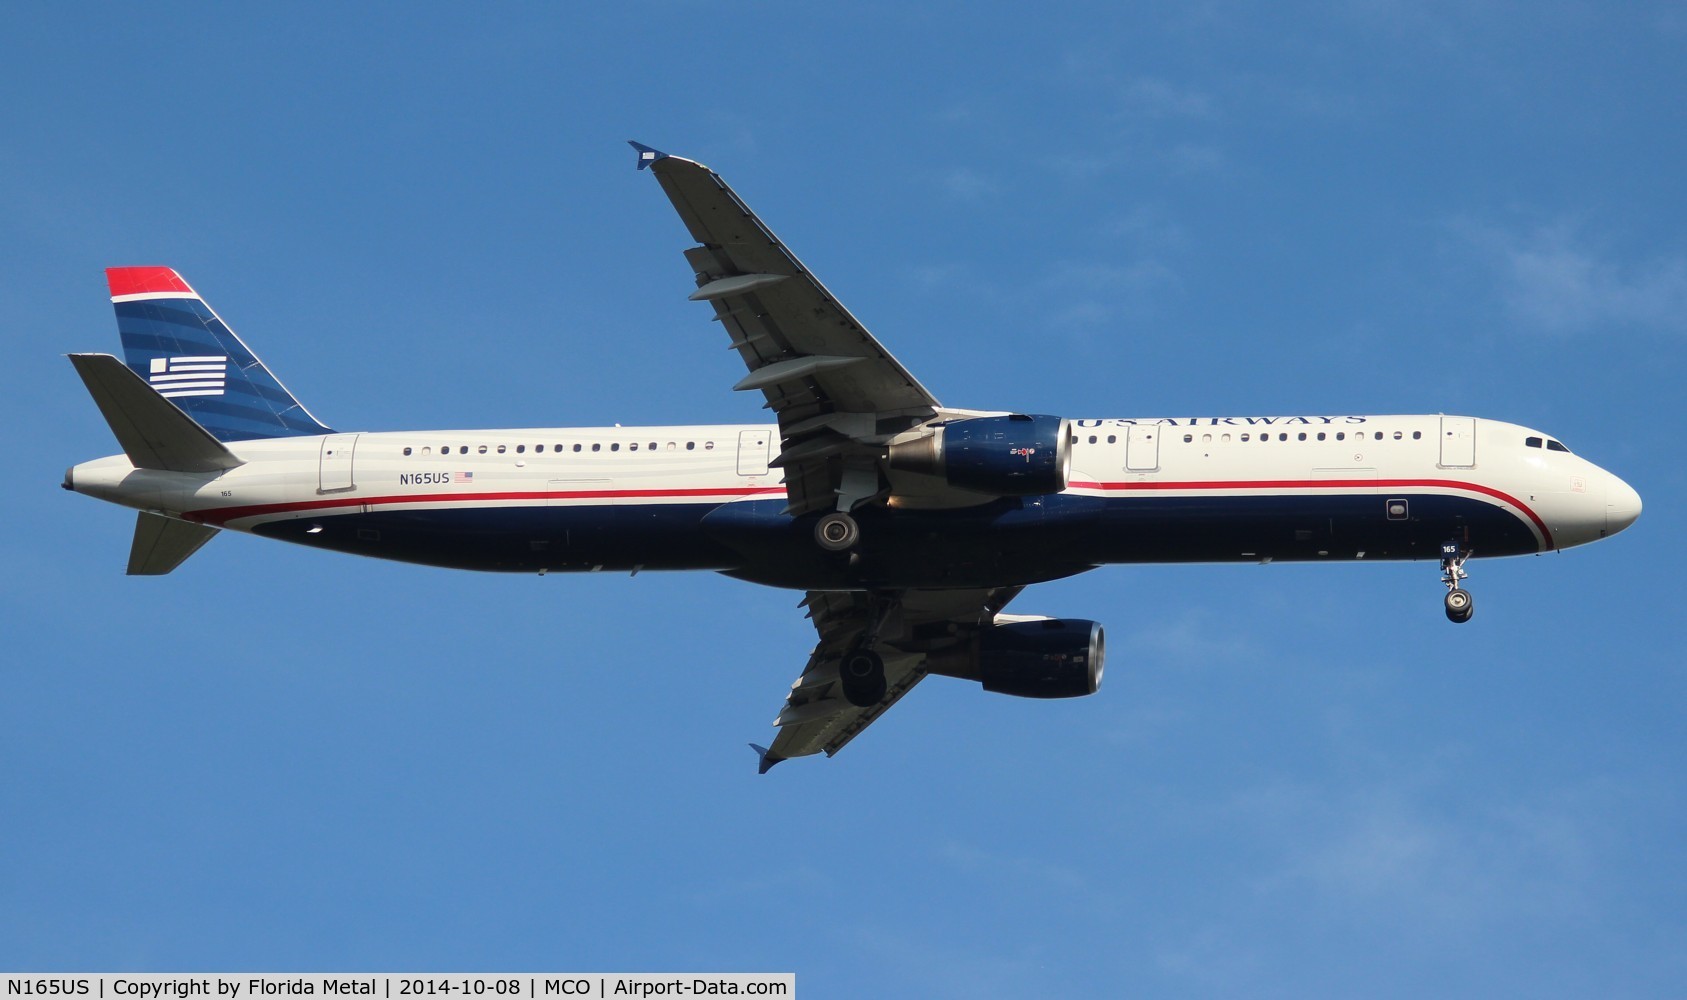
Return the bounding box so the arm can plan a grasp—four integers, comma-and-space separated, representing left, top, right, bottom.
1525, 436, 1571, 453
1076, 430, 1424, 444
401, 441, 718, 457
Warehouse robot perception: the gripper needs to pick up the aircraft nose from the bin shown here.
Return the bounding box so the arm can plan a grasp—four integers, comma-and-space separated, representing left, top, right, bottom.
1606, 474, 1642, 535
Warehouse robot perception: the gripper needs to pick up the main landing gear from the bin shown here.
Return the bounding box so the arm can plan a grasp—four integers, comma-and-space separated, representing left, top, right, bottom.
1440, 541, 1474, 624
838, 591, 891, 708
840, 645, 887, 707
815, 511, 860, 552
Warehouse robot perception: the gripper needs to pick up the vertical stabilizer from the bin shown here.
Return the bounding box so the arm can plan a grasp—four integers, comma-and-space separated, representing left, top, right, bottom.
107, 267, 332, 442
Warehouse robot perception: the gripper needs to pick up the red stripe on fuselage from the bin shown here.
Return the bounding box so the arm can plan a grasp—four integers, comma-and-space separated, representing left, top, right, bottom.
1068, 478, 1553, 549
186, 486, 790, 527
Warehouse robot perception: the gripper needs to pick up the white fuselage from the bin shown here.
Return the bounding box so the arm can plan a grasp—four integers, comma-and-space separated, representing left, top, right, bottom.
68, 413, 1640, 591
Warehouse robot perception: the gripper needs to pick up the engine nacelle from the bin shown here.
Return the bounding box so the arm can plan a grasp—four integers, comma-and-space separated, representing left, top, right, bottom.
887, 414, 1072, 496
926, 618, 1105, 699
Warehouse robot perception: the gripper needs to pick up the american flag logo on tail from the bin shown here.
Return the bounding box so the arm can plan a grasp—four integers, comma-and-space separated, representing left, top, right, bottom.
148, 355, 228, 398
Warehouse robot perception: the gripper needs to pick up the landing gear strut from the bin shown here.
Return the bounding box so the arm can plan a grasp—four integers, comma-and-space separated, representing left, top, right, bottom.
1440, 541, 1474, 623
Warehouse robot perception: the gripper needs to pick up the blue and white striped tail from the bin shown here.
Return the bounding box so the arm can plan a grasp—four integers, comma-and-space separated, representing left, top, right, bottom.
106, 266, 332, 442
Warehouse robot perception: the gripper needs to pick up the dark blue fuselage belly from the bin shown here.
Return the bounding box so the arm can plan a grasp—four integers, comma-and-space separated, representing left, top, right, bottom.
251, 492, 1538, 589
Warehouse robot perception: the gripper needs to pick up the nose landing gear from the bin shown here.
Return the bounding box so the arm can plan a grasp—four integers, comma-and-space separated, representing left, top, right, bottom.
1441, 541, 1474, 623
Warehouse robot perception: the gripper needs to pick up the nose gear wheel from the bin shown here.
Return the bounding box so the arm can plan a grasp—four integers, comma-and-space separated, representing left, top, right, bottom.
1440, 541, 1475, 623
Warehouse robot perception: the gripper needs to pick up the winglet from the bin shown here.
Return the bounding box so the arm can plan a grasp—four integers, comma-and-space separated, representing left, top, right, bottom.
749, 743, 784, 775
628, 140, 668, 171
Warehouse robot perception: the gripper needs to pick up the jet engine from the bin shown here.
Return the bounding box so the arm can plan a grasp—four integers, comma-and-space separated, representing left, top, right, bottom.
887, 414, 1072, 496
926, 618, 1105, 699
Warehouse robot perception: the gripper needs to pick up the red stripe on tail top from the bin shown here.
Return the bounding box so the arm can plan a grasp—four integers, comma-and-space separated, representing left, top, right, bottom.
106, 266, 195, 299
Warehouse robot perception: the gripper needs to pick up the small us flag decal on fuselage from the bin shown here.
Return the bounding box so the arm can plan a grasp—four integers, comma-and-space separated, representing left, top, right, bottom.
149, 355, 228, 397
452, 471, 474, 483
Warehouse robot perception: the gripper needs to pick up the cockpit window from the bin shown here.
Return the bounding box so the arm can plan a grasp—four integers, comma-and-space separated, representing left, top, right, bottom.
1546, 439, 1570, 453
1525, 436, 1542, 448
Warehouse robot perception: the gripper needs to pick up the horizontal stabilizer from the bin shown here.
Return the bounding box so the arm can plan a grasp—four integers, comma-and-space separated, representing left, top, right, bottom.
128, 511, 218, 575
68, 353, 244, 473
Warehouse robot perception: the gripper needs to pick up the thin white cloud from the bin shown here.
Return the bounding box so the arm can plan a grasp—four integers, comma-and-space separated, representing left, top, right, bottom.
1233, 773, 1614, 929
1120, 77, 1216, 120
1457, 220, 1687, 334
939, 167, 1002, 201
1122, 610, 1258, 667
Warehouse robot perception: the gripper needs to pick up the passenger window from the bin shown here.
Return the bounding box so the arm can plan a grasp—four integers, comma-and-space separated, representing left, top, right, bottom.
1088, 435, 1097, 444
1241, 433, 1251, 442
1374, 432, 1383, 441
478, 445, 488, 454
497, 445, 507, 454
1279, 433, 1288, 441
1525, 437, 1542, 448
517, 445, 526, 454
1393, 431, 1403, 440
1183, 434, 1193, 443
1201, 433, 1212, 444
705, 441, 715, 450
1412, 431, 1422, 440
591, 443, 601, 452
403, 446, 413, 456
649, 442, 657, 451
1297, 432, 1306, 441
1108, 435, 1117, 444
1316, 432, 1326, 441
1221, 433, 1231, 443
1336, 432, 1345, 441
611, 443, 620, 452
686, 442, 695, 450
573, 444, 582, 452
630, 442, 639, 451
421, 446, 431, 456
666, 442, 676, 451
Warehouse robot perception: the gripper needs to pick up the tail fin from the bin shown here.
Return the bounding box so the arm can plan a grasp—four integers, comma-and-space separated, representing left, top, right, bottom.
106, 266, 332, 442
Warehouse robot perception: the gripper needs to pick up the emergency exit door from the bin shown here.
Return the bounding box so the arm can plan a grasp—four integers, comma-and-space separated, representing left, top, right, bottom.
1126, 424, 1160, 472
1439, 416, 1475, 468
737, 429, 771, 476
319, 433, 360, 493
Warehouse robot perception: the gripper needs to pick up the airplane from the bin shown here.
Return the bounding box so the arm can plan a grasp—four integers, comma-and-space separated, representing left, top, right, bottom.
64, 141, 1643, 772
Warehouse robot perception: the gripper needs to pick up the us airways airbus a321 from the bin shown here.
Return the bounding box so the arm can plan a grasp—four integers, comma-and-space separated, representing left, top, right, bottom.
64, 142, 1642, 771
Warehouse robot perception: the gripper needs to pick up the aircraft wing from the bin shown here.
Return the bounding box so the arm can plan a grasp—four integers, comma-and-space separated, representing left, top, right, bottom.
752, 585, 1023, 772
632, 142, 943, 517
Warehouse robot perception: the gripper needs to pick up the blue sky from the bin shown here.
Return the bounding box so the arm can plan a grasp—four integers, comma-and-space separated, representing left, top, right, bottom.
4, 2, 1684, 995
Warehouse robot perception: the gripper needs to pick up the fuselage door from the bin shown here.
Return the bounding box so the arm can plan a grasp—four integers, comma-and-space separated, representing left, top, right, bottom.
319, 433, 360, 493
737, 429, 771, 477
1126, 423, 1160, 472
1439, 416, 1476, 468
